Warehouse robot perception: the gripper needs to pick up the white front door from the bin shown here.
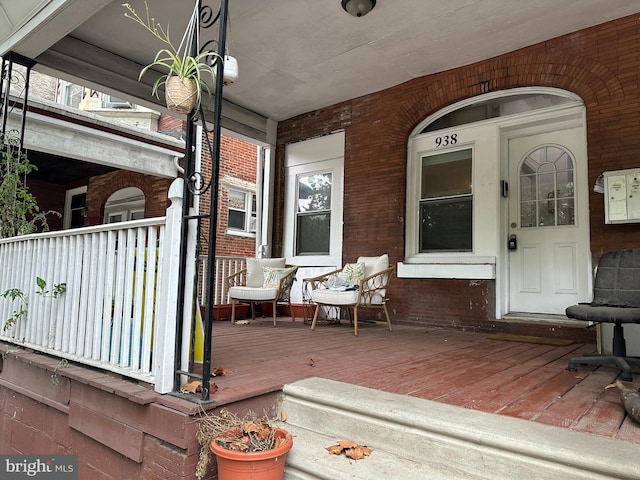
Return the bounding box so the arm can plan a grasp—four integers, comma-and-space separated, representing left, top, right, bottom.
507, 127, 591, 314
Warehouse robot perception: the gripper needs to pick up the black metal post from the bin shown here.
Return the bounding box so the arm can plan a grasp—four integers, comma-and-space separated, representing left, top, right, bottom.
200, 0, 229, 401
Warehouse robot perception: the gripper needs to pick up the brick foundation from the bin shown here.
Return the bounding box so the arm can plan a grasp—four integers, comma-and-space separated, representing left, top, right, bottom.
0, 345, 211, 480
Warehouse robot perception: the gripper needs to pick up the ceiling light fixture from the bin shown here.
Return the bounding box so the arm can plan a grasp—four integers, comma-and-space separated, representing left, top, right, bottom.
341, 0, 376, 17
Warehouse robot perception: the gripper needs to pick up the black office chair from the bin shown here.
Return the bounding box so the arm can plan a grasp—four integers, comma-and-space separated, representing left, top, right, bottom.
566, 249, 640, 381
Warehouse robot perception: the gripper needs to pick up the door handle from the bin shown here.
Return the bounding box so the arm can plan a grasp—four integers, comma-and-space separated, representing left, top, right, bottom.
508, 234, 517, 251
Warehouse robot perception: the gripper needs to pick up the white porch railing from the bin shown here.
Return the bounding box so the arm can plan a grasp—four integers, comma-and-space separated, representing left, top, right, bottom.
0, 218, 166, 385
0, 178, 250, 393
0, 178, 194, 393
198, 255, 246, 306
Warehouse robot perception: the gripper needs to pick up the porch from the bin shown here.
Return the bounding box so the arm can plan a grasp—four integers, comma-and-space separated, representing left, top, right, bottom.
208, 317, 640, 444
1, 311, 639, 478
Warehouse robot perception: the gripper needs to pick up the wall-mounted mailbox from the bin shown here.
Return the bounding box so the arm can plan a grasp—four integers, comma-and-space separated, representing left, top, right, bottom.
604, 168, 640, 224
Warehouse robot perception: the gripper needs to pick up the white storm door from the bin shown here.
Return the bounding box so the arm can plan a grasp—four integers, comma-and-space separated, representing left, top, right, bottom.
508, 127, 590, 314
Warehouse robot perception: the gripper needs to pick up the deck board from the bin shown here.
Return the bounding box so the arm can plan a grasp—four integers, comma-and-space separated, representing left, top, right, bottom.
206, 317, 640, 444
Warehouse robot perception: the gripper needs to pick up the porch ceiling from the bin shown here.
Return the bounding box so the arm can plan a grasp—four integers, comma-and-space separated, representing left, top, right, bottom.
1, 1, 638, 141
29, 151, 115, 184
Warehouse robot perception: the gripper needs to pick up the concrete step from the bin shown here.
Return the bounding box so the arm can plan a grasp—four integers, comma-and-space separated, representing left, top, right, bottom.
276, 377, 640, 480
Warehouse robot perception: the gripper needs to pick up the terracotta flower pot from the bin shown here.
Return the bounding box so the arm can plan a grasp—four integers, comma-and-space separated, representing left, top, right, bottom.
210, 428, 293, 480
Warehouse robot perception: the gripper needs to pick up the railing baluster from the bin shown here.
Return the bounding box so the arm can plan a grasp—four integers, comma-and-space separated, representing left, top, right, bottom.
25, 239, 39, 343
131, 227, 146, 370
51, 236, 65, 349
67, 235, 83, 356
141, 226, 158, 374
91, 232, 106, 361
59, 237, 75, 353
76, 233, 91, 356
101, 230, 117, 363
41, 238, 55, 348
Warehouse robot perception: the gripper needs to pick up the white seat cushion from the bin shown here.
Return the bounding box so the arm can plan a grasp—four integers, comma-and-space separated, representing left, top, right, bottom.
229, 286, 279, 301
311, 289, 359, 306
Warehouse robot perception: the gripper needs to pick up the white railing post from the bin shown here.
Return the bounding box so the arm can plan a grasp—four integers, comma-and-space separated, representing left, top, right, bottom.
153, 178, 184, 393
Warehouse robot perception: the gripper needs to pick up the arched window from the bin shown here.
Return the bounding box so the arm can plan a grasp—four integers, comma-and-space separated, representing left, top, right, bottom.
419, 92, 574, 133
519, 145, 575, 228
104, 187, 145, 223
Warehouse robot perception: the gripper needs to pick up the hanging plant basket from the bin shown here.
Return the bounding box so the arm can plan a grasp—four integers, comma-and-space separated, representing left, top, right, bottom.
165, 76, 198, 114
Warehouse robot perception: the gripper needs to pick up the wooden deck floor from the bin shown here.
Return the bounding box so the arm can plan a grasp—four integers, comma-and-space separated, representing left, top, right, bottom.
206, 317, 640, 444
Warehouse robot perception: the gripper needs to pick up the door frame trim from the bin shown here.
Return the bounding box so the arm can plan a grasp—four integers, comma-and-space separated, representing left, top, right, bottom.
498, 106, 591, 319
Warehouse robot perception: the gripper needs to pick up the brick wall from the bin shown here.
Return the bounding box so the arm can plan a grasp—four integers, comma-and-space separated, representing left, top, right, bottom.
198, 133, 258, 258
0, 347, 209, 480
86, 170, 172, 225
25, 179, 65, 232
276, 13, 640, 335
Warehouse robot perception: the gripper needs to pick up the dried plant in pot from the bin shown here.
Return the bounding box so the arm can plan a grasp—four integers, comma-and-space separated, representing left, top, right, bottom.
123, 1, 220, 114
196, 409, 292, 480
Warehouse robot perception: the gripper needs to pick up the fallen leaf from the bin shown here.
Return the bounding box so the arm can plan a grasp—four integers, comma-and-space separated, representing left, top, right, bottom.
222, 427, 243, 439
228, 440, 249, 451
325, 440, 373, 459
345, 446, 365, 460
309, 357, 315, 367
280, 410, 287, 422
243, 420, 272, 439
274, 436, 289, 448
338, 440, 358, 449
326, 445, 343, 455
180, 380, 202, 393
211, 367, 233, 377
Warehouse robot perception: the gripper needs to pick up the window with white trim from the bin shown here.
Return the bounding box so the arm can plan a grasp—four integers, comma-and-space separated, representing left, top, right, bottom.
420, 149, 473, 252
56, 80, 83, 109
104, 187, 145, 223
227, 189, 256, 234
295, 172, 332, 255
405, 124, 493, 265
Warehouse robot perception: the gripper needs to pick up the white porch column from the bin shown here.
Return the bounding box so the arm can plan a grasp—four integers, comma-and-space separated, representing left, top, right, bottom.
154, 178, 191, 393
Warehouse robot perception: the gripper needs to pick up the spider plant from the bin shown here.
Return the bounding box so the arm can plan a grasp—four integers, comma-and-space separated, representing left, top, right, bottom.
123, 1, 220, 113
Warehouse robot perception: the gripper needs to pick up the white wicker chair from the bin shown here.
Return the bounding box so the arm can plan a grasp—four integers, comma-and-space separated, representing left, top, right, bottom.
226, 258, 298, 326
307, 254, 393, 336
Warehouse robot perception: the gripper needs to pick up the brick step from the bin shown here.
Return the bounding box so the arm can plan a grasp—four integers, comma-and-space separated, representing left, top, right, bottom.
276, 377, 640, 480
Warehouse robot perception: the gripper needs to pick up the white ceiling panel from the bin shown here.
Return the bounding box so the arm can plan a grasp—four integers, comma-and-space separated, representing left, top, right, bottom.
1, 0, 639, 125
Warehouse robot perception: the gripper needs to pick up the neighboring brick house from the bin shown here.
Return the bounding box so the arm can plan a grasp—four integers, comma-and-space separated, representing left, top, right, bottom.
13, 71, 259, 261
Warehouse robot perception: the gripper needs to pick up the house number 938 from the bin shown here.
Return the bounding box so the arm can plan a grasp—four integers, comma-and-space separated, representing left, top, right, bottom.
435, 134, 458, 147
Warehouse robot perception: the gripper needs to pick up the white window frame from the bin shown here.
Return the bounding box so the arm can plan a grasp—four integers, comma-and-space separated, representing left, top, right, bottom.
402, 123, 498, 279
418, 148, 474, 253
226, 188, 257, 237
63, 185, 87, 229
103, 94, 132, 109
56, 80, 83, 109
103, 187, 145, 224
283, 132, 344, 268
